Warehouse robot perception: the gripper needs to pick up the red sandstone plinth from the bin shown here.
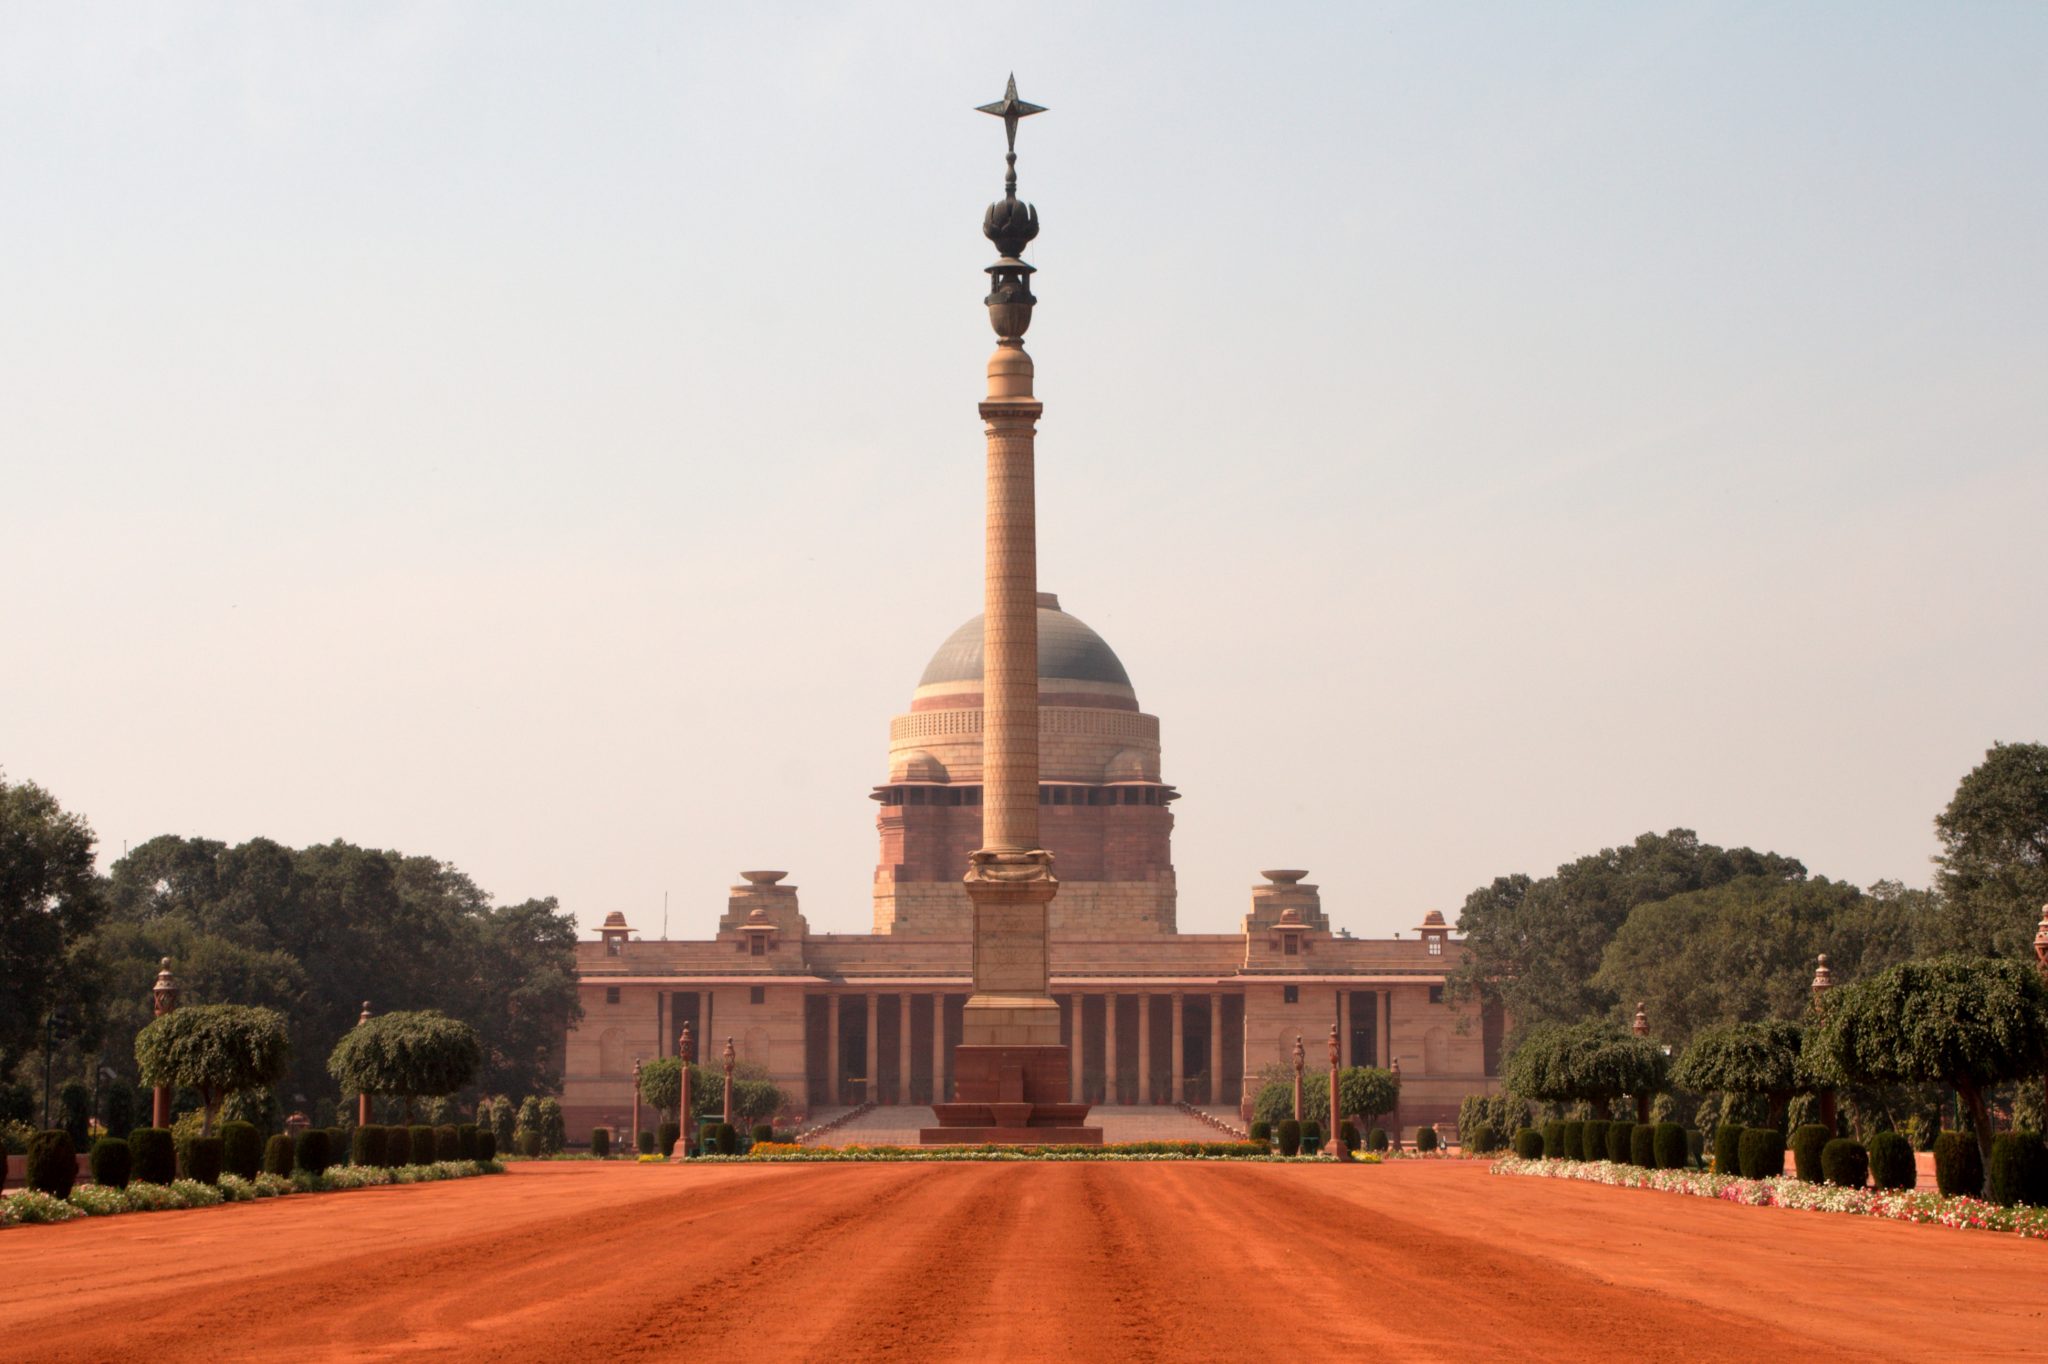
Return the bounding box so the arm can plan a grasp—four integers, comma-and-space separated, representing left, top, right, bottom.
920, 1044, 1102, 1145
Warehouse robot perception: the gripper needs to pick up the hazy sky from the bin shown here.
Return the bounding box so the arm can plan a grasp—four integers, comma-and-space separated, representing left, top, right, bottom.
4, 2, 2043, 941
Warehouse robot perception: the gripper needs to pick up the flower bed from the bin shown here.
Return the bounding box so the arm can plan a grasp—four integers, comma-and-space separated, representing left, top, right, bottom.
1489, 1156, 2048, 1239
0, 1159, 502, 1228
713, 1140, 1379, 1163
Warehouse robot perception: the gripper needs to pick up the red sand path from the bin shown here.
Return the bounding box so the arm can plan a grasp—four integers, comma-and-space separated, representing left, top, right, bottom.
2, 1160, 2041, 1362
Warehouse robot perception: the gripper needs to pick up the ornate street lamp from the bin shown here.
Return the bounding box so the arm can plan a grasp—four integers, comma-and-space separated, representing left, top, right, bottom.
677, 1022, 695, 1159
722, 1036, 737, 1129
631, 1057, 643, 1156
1291, 1034, 1305, 1125
355, 1001, 374, 1127
150, 958, 179, 1128
1326, 1023, 1349, 1160
1809, 956, 1838, 1130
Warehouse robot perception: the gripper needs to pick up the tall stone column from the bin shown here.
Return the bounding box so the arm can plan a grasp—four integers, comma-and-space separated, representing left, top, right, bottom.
355, 1000, 374, 1127
150, 958, 178, 1129
1068, 996, 1084, 1099
1209, 992, 1224, 1107
1136, 993, 1152, 1104
1105, 991, 1120, 1102
1170, 991, 1186, 1104
1338, 989, 1352, 1068
865, 992, 880, 1106
932, 996, 948, 1103
899, 993, 915, 1103
826, 993, 841, 1106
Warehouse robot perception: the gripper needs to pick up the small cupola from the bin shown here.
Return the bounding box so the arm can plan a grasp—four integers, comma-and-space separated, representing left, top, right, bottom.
1417, 909, 1449, 957
599, 911, 632, 957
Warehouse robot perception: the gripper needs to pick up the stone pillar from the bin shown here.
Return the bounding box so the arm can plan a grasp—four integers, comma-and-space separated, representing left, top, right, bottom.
1068, 995, 1084, 1101
933, 995, 948, 1104
355, 999, 373, 1127
1811, 955, 1837, 1130
1379, 991, 1392, 1067
1136, 992, 1152, 1104
865, 992, 880, 1106
721, 1036, 736, 1126
1338, 989, 1352, 1068
1291, 1034, 1305, 1123
150, 958, 178, 1129
826, 993, 841, 1106
1170, 991, 1185, 1104
899, 992, 915, 1104
1325, 1023, 1348, 1159
631, 1057, 642, 1153
1209, 992, 1224, 1108
677, 1024, 695, 1158
1105, 991, 1119, 1102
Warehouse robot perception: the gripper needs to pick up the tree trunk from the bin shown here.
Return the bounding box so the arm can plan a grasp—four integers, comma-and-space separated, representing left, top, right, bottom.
1956, 1077, 1995, 1168
202, 1087, 218, 1137
1635, 1093, 1649, 1124
1768, 1092, 1788, 1129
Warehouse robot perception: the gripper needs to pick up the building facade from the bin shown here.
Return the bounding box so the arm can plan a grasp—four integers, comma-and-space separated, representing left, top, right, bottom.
563, 599, 1504, 1140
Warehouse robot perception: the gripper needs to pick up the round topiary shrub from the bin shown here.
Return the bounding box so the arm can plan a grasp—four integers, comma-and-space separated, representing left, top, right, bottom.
1868, 1130, 1916, 1191
1415, 1125, 1439, 1153
476, 1131, 496, 1161
715, 1123, 739, 1156
1629, 1124, 1656, 1168
751, 1124, 774, 1145
1606, 1121, 1633, 1164
352, 1124, 387, 1168
456, 1123, 480, 1161
1302, 1121, 1324, 1151
221, 1121, 262, 1180
637, 1129, 655, 1155
383, 1125, 412, 1167
1276, 1119, 1302, 1157
410, 1125, 437, 1163
1560, 1120, 1585, 1162
656, 1121, 680, 1157
1581, 1119, 1609, 1163
90, 1137, 133, 1190
1540, 1120, 1565, 1159
1367, 1126, 1389, 1152
519, 1129, 542, 1157
129, 1127, 176, 1185
327, 1127, 347, 1163
591, 1127, 612, 1158
1466, 1121, 1499, 1155
182, 1135, 225, 1185
295, 1128, 334, 1176
1654, 1122, 1687, 1170
1821, 1138, 1869, 1189
1714, 1123, 1744, 1176
264, 1132, 295, 1175
1249, 1120, 1271, 1144
1986, 1132, 2048, 1209
1738, 1127, 1785, 1181
1790, 1124, 1831, 1183
1342, 1123, 1362, 1153
1933, 1131, 1984, 1198
435, 1125, 460, 1162
27, 1130, 77, 1197
1514, 1127, 1543, 1159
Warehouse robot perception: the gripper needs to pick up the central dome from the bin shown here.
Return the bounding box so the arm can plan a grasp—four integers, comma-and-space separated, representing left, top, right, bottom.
918, 592, 1131, 688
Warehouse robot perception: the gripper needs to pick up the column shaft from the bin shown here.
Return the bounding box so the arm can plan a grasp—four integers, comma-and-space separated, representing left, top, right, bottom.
1339, 988, 1352, 1068
1068, 995, 1084, 1101
1170, 992, 1185, 1104
932, 995, 947, 1103
898, 992, 914, 1104
864, 992, 880, 1106
980, 399, 1041, 853
1209, 992, 1224, 1108
826, 993, 841, 1106
1105, 991, 1119, 1103
1136, 992, 1152, 1104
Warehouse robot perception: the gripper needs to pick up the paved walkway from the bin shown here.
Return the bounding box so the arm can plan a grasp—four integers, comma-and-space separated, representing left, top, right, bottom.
803, 1105, 1228, 1146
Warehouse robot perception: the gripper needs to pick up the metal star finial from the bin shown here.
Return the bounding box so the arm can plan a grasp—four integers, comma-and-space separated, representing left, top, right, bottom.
976, 74, 1046, 154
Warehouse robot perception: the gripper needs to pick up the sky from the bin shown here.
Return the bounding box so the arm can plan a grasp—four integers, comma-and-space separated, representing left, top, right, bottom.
3, 2, 2043, 941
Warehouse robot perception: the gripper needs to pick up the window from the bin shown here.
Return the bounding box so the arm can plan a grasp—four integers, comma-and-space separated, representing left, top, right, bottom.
1428, 937, 1443, 956
1428, 985, 1444, 1005
605, 987, 620, 1005
750, 986, 765, 1005
1283, 985, 1299, 1004
1283, 936, 1298, 956
605, 937, 621, 957
750, 936, 766, 957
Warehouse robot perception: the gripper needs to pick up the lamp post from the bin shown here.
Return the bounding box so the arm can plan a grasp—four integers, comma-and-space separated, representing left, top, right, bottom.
1631, 1002, 1651, 1123
150, 958, 179, 1128
677, 1023, 694, 1158
355, 1001, 374, 1127
722, 1036, 737, 1129
1291, 1034, 1304, 1124
1390, 1055, 1402, 1149
1325, 1023, 1349, 1160
2033, 907, 2047, 1119
1810, 955, 1837, 1131
631, 1057, 642, 1156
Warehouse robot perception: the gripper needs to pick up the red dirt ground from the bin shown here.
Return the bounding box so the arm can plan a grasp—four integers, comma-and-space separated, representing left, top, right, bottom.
2, 1160, 2041, 1362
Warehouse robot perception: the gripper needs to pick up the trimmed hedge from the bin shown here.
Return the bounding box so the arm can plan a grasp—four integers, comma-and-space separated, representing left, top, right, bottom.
1302, 1122, 1325, 1151
296, 1128, 335, 1176
1541, 1121, 1565, 1159
1629, 1124, 1655, 1168
1414, 1125, 1438, 1153
1821, 1138, 1869, 1189
1738, 1127, 1785, 1181
327, 1127, 347, 1163
1713, 1123, 1743, 1176
27, 1130, 77, 1197
410, 1125, 437, 1164
1581, 1119, 1610, 1163
714, 1123, 739, 1156
1341, 1123, 1362, 1153
130, 1127, 176, 1185
1560, 1121, 1585, 1163
1987, 1132, 2048, 1209
221, 1121, 262, 1180
637, 1129, 655, 1155
457, 1124, 480, 1161
1514, 1127, 1543, 1159
384, 1125, 413, 1167
1367, 1127, 1389, 1153
1934, 1131, 1984, 1199
1249, 1120, 1271, 1143
90, 1137, 133, 1190
435, 1125, 460, 1162
182, 1135, 225, 1185
1466, 1121, 1500, 1155
352, 1124, 388, 1169
751, 1124, 775, 1145
1276, 1120, 1301, 1156
1868, 1130, 1916, 1191
657, 1122, 681, 1157
477, 1131, 497, 1161
1654, 1122, 1687, 1170
1606, 1121, 1633, 1164
1790, 1124, 1831, 1184
264, 1133, 295, 1176
591, 1128, 612, 1158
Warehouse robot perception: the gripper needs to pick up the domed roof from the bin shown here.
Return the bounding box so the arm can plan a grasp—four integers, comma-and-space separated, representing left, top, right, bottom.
918, 594, 1131, 688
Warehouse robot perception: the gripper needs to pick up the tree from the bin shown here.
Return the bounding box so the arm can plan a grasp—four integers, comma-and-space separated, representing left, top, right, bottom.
0, 775, 104, 1074
1934, 743, 2048, 957
1449, 831, 1806, 1032
1502, 1021, 1668, 1118
135, 1004, 291, 1135
1252, 1067, 1398, 1130
637, 1057, 683, 1119
1670, 1020, 1812, 1126
1803, 956, 2048, 1166
327, 1010, 482, 1121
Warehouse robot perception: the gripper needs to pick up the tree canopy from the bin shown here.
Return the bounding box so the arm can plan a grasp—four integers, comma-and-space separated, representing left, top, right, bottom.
0, 775, 104, 1073
327, 1010, 482, 1112
1252, 1067, 1399, 1129
1669, 1019, 1813, 1122
135, 1004, 291, 1133
1933, 742, 2048, 957
1502, 1021, 1668, 1108
1803, 956, 2048, 1162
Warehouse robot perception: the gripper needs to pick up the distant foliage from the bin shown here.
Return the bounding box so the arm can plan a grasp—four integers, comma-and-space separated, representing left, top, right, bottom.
1986, 1133, 2047, 1208
90, 1137, 133, 1189
538, 1099, 565, 1155
134, 1005, 292, 1134
1276, 1120, 1301, 1157
1653, 1123, 1688, 1170
352, 1125, 387, 1168
1713, 1124, 1744, 1176
1581, 1119, 1610, 1162
1629, 1125, 1655, 1168
327, 1011, 482, 1115
130, 1127, 176, 1185
656, 1122, 680, 1157
1248, 1120, 1270, 1144
435, 1125, 460, 1162
409, 1126, 436, 1164
1301, 1122, 1324, 1152
181, 1135, 224, 1185
1513, 1128, 1543, 1159
295, 1129, 334, 1176
1540, 1121, 1565, 1159
1821, 1138, 1869, 1189
1789, 1124, 1832, 1183
1458, 1093, 1529, 1149
1366, 1127, 1389, 1153
220, 1121, 262, 1180
1560, 1121, 1585, 1163
456, 1124, 479, 1161
27, 1130, 77, 1197
383, 1126, 412, 1168
1465, 1121, 1501, 1155
1867, 1131, 1916, 1191
1504, 1022, 1668, 1111
1737, 1128, 1785, 1181
1415, 1126, 1438, 1153
476, 1131, 496, 1161
1605, 1121, 1633, 1163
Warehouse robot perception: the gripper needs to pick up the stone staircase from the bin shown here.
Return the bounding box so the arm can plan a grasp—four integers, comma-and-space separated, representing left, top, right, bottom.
801, 1104, 1229, 1147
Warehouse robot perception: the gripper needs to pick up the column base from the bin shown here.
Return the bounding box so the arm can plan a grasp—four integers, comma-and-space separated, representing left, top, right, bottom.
921, 1043, 1101, 1146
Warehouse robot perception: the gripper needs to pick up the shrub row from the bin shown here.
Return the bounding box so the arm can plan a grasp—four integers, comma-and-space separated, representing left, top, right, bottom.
1513, 1120, 1690, 1170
